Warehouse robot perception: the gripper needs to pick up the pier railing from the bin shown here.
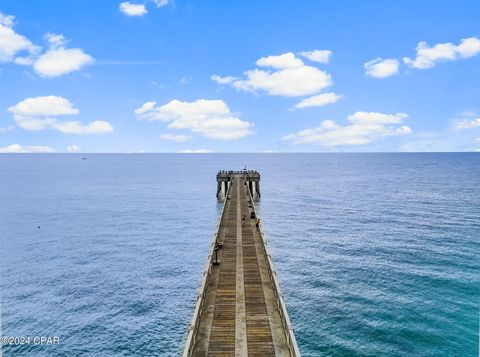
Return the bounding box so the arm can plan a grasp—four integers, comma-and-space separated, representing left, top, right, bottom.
182, 178, 233, 357
246, 184, 302, 357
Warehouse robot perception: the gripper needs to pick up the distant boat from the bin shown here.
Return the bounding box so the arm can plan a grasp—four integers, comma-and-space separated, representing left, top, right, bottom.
82, 157, 87, 160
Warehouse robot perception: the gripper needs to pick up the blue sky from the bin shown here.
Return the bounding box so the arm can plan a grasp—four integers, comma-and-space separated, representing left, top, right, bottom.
1, 0, 480, 153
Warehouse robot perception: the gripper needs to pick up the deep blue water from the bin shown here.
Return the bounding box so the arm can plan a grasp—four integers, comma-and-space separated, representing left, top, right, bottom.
0, 153, 479, 356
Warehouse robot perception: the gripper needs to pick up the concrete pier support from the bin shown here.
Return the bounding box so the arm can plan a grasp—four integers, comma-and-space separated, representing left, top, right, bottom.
217, 170, 261, 201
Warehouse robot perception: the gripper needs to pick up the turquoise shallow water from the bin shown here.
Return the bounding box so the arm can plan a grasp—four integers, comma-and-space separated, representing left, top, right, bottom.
0, 153, 479, 356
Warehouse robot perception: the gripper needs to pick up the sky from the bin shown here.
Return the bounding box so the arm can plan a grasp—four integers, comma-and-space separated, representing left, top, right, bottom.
1, 0, 480, 153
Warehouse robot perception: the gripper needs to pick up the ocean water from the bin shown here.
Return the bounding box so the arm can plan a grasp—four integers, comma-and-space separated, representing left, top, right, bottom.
0, 153, 479, 357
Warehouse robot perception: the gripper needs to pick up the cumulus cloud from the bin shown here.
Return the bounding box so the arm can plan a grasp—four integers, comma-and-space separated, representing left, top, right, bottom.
135, 99, 253, 140
179, 149, 213, 153
212, 51, 333, 98
66, 144, 81, 152
299, 50, 332, 64
160, 133, 191, 142
364, 58, 399, 78
34, 47, 93, 77
0, 144, 55, 153
256, 52, 304, 69
8, 96, 114, 134
283, 111, 411, 146
404, 37, 480, 69
0, 12, 92, 77
119, 2, 148, 16
454, 117, 480, 129
9, 95, 79, 116
0, 12, 39, 62
295, 92, 343, 109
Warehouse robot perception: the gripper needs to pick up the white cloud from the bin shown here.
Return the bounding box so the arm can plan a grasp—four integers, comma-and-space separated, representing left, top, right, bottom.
454, 118, 480, 129
134, 101, 157, 115
34, 47, 93, 77
153, 0, 169, 7
135, 99, 253, 140
8, 96, 114, 134
364, 58, 399, 78
299, 50, 332, 64
160, 133, 191, 142
211, 75, 237, 84
283, 111, 411, 146
14, 56, 35, 65
347, 111, 408, 124
119, 2, 148, 16
295, 92, 343, 109
9, 95, 79, 117
404, 37, 480, 69
66, 144, 81, 152
0, 144, 55, 153
213, 52, 333, 97
0, 13, 39, 62
0, 13, 92, 77
179, 149, 213, 153
49, 120, 113, 134
235, 64, 331, 97
0, 12, 15, 27
256, 52, 304, 69
45, 33, 67, 48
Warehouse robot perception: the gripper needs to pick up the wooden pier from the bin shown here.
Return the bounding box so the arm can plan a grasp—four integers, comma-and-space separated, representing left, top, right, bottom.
183, 171, 300, 357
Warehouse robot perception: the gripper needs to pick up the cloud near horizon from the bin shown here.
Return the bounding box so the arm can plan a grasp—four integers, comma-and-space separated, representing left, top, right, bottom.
283, 111, 412, 146
0, 143, 55, 153
8, 96, 114, 134
135, 99, 254, 140
66, 144, 81, 152
454, 117, 480, 129
179, 148, 213, 153
160, 133, 191, 142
